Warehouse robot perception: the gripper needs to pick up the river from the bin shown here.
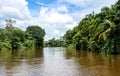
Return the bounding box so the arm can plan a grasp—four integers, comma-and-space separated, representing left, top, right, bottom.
0, 47, 120, 76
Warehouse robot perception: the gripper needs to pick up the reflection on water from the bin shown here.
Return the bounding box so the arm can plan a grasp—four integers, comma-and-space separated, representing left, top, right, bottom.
0, 47, 120, 76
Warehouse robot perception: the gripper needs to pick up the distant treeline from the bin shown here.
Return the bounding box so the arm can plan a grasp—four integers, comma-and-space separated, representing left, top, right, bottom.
44, 38, 65, 47
63, 0, 120, 54
0, 19, 45, 50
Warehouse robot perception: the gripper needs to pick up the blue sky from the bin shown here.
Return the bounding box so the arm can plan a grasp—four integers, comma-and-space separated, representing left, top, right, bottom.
0, 0, 118, 41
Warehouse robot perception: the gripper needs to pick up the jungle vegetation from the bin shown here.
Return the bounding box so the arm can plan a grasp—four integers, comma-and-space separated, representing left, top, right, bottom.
0, 19, 45, 50
63, 0, 120, 54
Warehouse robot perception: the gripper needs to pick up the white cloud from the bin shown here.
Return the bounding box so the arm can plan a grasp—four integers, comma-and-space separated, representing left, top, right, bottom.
0, 0, 31, 20
53, 29, 60, 35
57, 6, 68, 12
0, 7, 23, 19
36, 6, 76, 40
0, 20, 6, 28
39, 6, 73, 24
65, 22, 77, 29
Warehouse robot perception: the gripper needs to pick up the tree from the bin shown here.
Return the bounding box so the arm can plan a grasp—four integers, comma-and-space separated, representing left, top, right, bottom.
26, 25, 45, 47
10, 28, 26, 49
5, 19, 16, 32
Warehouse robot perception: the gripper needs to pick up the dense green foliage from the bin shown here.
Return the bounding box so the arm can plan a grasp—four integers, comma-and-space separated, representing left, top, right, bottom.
0, 19, 45, 50
44, 38, 65, 47
63, 1, 120, 54
26, 26, 45, 47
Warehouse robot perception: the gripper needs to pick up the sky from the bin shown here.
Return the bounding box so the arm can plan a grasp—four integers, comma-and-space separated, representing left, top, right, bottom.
0, 0, 118, 41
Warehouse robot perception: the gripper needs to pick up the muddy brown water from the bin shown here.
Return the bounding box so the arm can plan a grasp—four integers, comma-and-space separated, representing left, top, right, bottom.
0, 47, 120, 76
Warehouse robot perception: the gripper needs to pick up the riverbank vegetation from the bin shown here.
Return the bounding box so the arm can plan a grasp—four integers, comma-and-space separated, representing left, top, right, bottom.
63, 0, 120, 54
0, 19, 45, 50
0, 1, 120, 55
